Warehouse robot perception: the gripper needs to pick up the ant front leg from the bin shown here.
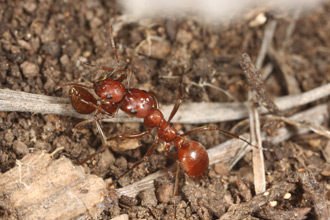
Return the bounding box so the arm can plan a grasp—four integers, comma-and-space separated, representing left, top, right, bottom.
167, 83, 184, 123
149, 91, 160, 110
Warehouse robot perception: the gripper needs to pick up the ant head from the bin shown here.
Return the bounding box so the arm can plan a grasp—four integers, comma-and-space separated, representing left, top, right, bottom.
94, 78, 126, 102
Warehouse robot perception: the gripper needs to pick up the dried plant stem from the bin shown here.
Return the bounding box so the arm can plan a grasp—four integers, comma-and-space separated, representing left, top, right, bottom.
256, 19, 277, 69
1, 82, 330, 123
249, 100, 266, 194
247, 19, 276, 194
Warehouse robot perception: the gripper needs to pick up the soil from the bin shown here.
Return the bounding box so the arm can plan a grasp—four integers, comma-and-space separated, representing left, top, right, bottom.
1, 0, 330, 219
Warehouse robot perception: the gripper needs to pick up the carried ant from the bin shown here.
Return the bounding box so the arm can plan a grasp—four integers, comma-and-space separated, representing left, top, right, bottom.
61, 25, 255, 195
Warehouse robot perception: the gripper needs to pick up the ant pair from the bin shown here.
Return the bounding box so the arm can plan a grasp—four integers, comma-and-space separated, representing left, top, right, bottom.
60, 26, 255, 192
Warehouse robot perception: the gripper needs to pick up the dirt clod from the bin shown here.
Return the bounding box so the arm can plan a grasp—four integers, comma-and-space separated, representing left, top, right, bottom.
155, 182, 174, 203
20, 61, 39, 78
138, 189, 158, 207
12, 140, 29, 156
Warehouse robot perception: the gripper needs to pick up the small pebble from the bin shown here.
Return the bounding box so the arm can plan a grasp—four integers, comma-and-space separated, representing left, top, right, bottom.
214, 162, 230, 176
109, 139, 141, 153
18, 40, 32, 51
97, 150, 116, 177
176, 29, 193, 44
283, 193, 291, 200
41, 41, 60, 58
13, 140, 29, 156
138, 190, 158, 207
269, 200, 277, 207
140, 40, 171, 59
23, 0, 37, 13
156, 183, 173, 203
4, 131, 14, 142
20, 61, 39, 78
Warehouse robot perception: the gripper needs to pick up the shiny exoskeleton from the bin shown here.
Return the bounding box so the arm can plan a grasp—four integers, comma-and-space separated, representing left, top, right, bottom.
67, 71, 211, 178
83, 73, 255, 180
62, 25, 253, 183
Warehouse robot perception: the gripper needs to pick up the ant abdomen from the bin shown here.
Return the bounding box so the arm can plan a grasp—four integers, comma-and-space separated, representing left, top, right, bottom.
177, 141, 209, 178
69, 86, 97, 114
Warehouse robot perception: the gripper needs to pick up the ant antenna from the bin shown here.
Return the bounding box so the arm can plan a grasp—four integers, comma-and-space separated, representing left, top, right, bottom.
109, 24, 120, 65
126, 69, 132, 89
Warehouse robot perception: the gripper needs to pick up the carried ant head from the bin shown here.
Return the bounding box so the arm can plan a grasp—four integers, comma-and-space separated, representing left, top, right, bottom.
94, 78, 126, 102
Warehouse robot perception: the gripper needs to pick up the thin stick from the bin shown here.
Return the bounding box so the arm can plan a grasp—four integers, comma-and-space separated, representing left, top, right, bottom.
256, 19, 277, 69
116, 104, 329, 197
249, 100, 266, 194
248, 19, 277, 194
1, 82, 330, 123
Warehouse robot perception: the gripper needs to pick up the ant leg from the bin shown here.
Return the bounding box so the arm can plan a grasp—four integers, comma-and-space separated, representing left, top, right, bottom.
70, 91, 114, 117
58, 83, 92, 90
115, 69, 129, 82
164, 142, 181, 196
167, 75, 185, 123
173, 161, 180, 196
73, 119, 94, 131
79, 129, 152, 165
164, 143, 180, 196
164, 142, 177, 161
80, 130, 151, 166
100, 67, 129, 82
117, 138, 161, 180
167, 83, 184, 123
107, 130, 151, 141
149, 91, 159, 109
95, 118, 108, 146
79, 130, 152, 167
77, 119, 108, 165
180, 126, 254, 147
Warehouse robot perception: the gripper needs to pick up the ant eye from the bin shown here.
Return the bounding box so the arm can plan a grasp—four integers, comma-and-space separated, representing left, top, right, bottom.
106, 94, 112, 99
130, 109, 137, 114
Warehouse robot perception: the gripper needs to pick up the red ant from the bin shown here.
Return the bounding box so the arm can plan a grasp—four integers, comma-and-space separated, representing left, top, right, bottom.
61, 25, 255, 192
76, 70, 254, 194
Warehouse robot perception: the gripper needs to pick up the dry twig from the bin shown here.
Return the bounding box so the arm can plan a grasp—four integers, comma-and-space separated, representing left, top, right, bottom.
239, 53, 280, 114
1, 82, 330, 123
249, 100, 266, 194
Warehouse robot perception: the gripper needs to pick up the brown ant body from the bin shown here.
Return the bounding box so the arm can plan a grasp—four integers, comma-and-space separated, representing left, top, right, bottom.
61, 26, 254, 187
65, 69, 252, 181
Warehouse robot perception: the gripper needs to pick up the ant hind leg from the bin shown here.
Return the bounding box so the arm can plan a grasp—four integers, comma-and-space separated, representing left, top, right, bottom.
116, 138, 161, 181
